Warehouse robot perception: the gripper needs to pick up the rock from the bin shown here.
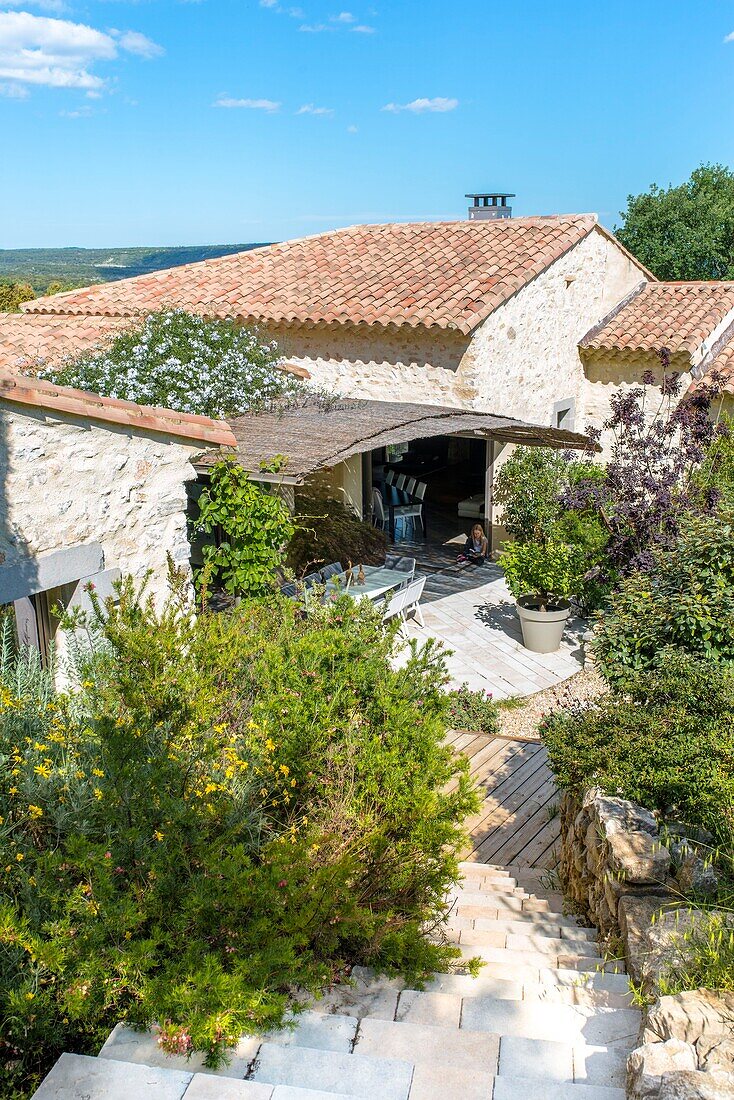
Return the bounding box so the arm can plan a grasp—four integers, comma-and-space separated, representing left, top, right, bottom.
698, 1036, 734, 1075
657, 1069, 734, 1099
596, 794, 659, 838
618, 895, 669, 987
605, 828, 671, 885
640, 910, 700, 996
627, 1039, 698, 1098
675, 854, 719, 901
645, 989, 734, 1048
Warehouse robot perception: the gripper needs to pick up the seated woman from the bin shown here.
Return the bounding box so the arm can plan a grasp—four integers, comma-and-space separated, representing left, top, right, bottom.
458, 522, 489, 565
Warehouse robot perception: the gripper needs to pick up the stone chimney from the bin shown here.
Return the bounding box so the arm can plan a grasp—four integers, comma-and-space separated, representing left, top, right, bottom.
466, 192, 514, 220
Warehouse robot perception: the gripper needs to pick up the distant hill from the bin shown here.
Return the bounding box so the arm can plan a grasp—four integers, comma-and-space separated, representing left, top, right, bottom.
0, 244, 270, 294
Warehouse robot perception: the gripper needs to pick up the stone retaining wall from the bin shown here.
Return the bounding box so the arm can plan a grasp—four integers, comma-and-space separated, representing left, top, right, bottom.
559, 787, 734, 1098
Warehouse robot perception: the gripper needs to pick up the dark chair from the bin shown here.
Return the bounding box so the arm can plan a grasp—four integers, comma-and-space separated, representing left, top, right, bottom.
280, 581, 298, 598
384, 554, 416, 579
320, 562, 343, 582
302, 572, 321, 589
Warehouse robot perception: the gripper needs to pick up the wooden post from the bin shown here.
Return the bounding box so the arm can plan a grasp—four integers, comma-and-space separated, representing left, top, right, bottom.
485, 439, 495, 556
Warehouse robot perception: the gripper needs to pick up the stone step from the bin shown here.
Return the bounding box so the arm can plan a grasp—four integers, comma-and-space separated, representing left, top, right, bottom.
446, 912, 597, 939
382, 985, 639, 1046
498, 1035, 627, 1089
354, 1016, 500, 1074
249, 1042, 413, 1100
99, 1023, 262, 1077
319, 966, 633, 1016
457, 942, 614, 975
492, 1079, 625, 1100
450, 891, 554, 917
32, 1053, 357, 1100
455, 926, 601, 957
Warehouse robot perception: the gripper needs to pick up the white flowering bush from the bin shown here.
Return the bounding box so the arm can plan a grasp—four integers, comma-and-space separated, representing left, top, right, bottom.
35, 310, 305, 418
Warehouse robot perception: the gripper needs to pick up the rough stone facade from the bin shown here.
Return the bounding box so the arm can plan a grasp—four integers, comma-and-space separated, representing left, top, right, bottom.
264, 227, 646, 449
0, 401, 203, 607
559, 788, 734, 1099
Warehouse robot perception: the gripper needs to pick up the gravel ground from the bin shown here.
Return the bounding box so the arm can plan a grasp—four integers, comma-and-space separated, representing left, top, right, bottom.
498, 666, 606, 741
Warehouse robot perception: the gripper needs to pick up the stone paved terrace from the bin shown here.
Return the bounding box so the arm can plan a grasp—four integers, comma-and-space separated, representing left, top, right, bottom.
404, 562, 587, 699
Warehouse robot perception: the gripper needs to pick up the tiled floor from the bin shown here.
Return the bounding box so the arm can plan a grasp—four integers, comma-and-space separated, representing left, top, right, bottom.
404, 562, 587, 699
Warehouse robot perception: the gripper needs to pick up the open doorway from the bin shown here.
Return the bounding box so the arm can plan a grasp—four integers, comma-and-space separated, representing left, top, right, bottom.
371, 434, 491, 569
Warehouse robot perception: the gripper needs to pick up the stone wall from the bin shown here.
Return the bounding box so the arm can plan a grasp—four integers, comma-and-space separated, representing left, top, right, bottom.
0, 401, 203, 608
263, 226, 647, 434
559, 788, 734, 1098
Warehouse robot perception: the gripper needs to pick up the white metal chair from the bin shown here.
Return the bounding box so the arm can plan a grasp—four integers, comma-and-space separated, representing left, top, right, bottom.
406, 477, 418, 497
402, 574, 426, 627
396, 474, 408, 493
372, 489, 389, 531
385, 470, 397, 486
382, 585, 410, 630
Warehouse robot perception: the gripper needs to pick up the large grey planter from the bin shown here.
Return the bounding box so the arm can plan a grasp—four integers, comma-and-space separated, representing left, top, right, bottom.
516, 595, 571, 653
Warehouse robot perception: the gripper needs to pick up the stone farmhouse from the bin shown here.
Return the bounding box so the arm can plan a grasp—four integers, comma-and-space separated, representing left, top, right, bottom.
3, 206, 734, 659
0, 371, 234, 664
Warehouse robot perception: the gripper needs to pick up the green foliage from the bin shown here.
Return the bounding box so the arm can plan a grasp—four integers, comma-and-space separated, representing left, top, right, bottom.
656, 909, 734, 997
494, 447, 609, 610
0, 281, 35, 313
195, 460, 295, 598
494, 447, 571, 543
500, 539, 585, 607
35, 309, 304, 419
541, 651, 734, 845
594, 510, 734, 682
0, 579, 476, 1097
286, 494, 386, 576
695, 415, 734, 510
445, 685, 499, 734
616, 163, 734, 280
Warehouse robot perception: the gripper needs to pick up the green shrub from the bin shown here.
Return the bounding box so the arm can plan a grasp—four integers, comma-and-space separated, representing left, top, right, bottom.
195, 459, 295, 598
286, 494, 386, 577
0, 578, 476, 1097
656, 909, 734, 997
594, 510, 734, 681
445, 686, 499, 734
500, 539, 585, 608
494, 447, 569, 543
541, 650, 734, 845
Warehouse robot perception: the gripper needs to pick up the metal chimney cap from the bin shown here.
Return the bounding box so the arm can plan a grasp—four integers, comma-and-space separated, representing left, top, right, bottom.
465, 192, 516, 199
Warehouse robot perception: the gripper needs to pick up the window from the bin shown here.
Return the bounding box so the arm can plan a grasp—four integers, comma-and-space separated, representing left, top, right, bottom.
13, 590, 56, 666
553, 398, 576, 432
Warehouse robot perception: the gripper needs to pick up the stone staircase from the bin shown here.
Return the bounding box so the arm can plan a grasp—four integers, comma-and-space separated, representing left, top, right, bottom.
33, 863, 641, 1099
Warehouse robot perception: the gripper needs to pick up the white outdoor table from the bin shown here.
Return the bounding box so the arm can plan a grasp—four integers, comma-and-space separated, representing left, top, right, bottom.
326, 566, 408, 602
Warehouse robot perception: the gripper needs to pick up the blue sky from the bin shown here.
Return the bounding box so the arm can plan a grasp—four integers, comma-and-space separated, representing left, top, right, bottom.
2, 0, 734, 247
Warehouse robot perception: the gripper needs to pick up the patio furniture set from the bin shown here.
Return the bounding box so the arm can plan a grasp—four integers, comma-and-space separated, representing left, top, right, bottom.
371, 471, 427, 541
282, 554, 426, 630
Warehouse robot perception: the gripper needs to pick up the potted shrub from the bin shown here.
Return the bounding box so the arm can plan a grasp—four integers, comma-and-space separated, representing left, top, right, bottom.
500, 539, 581, 653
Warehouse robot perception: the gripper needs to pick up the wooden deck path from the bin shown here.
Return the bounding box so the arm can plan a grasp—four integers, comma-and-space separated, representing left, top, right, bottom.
449, 731, 561, 869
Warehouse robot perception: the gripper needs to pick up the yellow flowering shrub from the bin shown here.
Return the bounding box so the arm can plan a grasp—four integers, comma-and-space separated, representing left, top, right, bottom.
0, 576, 475, 1097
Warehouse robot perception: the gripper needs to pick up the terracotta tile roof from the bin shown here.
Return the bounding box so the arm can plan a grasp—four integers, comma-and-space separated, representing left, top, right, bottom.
0, 372, 237, 447
696, 338, 734, 396
24, 216, 600, 336
580, 282, 734, 355
0, 313, 128, 371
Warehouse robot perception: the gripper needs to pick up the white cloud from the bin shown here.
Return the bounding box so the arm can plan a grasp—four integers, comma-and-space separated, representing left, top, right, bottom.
299, 23, 333, 32
60, 103, 93, 118
382, 96, 459, 113
725, 31, 734, 42
0, 11, 162, 94
331, 11, 356, 22
0, 79, 28, 97
214, 95, 281, 111
3, 0, 67, 12
351, 24, 375, 32
347, 123, 358, 133
113, 30, 164, 60
260, 0, 278, 6
297, 103, 334, 115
